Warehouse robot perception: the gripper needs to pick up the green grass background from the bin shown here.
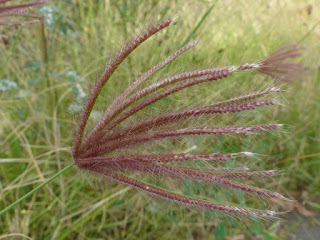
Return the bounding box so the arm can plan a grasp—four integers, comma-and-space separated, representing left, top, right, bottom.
0, 0, 319, 239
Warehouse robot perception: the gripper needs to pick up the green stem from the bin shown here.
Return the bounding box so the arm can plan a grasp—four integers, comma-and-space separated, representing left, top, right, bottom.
181, 0, 218, 47
0, 163, 74, 216
161, 1, 218, 75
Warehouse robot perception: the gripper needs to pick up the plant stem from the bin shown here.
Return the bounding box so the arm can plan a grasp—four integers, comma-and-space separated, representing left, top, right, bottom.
39, 21, 57, 114
0, 27, 22, 75
0, 163, 74, 216
181, 0, 218, 46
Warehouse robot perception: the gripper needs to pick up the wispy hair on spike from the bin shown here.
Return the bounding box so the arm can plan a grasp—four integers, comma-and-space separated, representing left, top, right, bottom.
84, 166, 277, 218
0, 0, 46, 26
75, 152, 233, 165
86, 99, 275, 144
73, 18, 172, 157
82, 40, 199, 148
257, 44, 305, 80
73, 18, 304, 218
82, 124, 282, 158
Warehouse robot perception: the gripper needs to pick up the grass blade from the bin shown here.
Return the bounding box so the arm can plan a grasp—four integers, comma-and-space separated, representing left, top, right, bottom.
0, 163, 74, 216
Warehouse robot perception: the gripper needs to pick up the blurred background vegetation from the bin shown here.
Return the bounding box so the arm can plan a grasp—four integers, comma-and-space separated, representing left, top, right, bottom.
0, 0, 319, 239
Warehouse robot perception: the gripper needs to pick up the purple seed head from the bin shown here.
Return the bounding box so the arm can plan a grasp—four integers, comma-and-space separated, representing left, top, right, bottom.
0, 0, 46, 26
72, 18, 304, 218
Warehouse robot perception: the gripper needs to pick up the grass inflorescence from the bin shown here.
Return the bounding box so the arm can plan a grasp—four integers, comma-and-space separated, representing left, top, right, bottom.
72, 17, 303, 219
0, 1, 319, 239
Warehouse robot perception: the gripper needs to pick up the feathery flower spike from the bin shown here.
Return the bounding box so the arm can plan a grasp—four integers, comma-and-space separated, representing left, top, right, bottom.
73, 18, 303, 218
0, 0, 46, 26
